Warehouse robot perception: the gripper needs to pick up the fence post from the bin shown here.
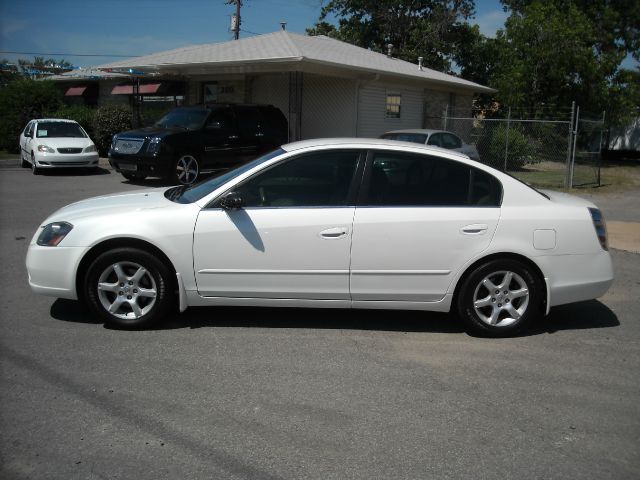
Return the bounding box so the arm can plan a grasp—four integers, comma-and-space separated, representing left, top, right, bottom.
598, 110, 606, 186
565, 102, 576, 187
569, 106, 580, 188
503, 106, 511, 172
443, 104, 449, 131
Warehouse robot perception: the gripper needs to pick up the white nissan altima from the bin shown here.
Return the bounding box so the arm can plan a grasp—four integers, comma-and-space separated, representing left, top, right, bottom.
26, 138, 613, 336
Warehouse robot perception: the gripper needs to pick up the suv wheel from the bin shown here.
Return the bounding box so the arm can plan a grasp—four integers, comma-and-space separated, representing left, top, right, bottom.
172, 154, 199, 185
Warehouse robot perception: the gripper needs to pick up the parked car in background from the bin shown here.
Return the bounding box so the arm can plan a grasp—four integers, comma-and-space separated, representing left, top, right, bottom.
27, 138, 613, 337
109, 104, 288, 185
19, 119, 99, 174
380, 129, 481, 161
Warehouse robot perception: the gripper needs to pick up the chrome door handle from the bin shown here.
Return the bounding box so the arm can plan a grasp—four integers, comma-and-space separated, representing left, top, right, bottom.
320, 227, 348, 239
461, 224, 488, 235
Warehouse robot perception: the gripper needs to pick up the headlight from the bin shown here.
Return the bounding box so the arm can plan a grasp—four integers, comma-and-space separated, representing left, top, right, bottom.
37, 222, 73, 246
147, 137, 162, 154
84, 144, 97, 153
37, 145, 55, 153
111, 135, 118, 150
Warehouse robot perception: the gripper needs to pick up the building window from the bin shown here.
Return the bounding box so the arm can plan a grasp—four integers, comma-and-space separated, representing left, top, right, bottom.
203, 82, 218, 103
386, 93, 401, 119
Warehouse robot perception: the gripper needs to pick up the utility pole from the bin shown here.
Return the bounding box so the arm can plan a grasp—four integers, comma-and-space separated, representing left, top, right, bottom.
226, 0, 242, 40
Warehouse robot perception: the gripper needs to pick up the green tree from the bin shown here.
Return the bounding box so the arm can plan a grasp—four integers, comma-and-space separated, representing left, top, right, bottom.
490, 1, 639, 124
0, 79, 63, 152
307, 0, 476, 72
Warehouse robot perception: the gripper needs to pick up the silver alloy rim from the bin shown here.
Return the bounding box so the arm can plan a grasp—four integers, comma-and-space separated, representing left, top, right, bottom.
176, 155, 198, 184
472, 270, 529, 327
97, 261, 157, 320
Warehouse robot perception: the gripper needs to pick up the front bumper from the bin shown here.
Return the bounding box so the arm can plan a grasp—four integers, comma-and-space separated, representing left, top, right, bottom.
26, 244, 89, 300
34, 152, 99, 168
109, 152, 171, 178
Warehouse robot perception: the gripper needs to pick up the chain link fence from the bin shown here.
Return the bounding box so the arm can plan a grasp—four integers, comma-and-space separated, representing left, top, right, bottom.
427, 104, 605, 189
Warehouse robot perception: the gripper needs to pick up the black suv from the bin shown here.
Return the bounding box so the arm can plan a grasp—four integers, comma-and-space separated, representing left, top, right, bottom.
108, 104, 288, 184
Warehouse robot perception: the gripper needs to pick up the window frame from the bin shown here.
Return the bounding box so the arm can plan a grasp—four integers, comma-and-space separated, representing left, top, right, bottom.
357, 149, 503, 208
211, 149, 367, 209
385, 92, 402, 119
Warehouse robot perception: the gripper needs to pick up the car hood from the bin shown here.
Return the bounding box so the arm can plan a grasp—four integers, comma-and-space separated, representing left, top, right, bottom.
116, 126, 185, 140
35, 137, 94, 148
43, 188, 174, 223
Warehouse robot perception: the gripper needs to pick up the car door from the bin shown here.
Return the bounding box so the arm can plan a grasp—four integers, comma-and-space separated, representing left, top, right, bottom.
20, 121, 34, 160
192, 149, 363, 299
201, 107, 241, 168
233, 105, 263, 160
350, 150, 502, 302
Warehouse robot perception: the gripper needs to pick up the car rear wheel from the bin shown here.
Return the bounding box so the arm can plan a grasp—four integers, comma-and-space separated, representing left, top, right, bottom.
172, 154, 199, 185
457, 259, 542, 337
84, 248, 174, 329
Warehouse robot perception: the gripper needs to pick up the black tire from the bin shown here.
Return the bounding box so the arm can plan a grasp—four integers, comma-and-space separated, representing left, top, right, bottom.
456, 259, 542, 337
122, 172, 147, 181
31, 152, 40, 175
171, 154, 199, 185
84, 248, 175, 329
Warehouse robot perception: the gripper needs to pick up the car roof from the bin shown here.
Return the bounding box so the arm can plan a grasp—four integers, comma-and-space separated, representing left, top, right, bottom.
33, 118, 79, 124
382, 129, 450, 135
282, 137, 469, 160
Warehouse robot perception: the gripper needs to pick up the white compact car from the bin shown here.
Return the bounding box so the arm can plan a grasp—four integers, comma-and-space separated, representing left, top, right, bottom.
19, 119, 99, 174
26, 138, 613, 336
380, 129, 481, 161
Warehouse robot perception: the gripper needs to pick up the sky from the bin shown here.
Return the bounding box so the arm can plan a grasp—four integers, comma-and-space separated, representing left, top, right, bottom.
0, 0, 635, 70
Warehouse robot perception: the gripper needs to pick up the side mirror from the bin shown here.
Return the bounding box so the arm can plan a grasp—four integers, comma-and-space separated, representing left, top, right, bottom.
25, 132, 32, 138
219, 191, 245, 210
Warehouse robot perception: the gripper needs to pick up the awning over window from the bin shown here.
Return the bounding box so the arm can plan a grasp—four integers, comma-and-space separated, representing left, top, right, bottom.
65, 86, 87, 96
111, 83, 163, 95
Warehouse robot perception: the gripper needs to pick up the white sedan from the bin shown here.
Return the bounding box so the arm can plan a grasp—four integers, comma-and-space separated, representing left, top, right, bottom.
19, 118, 99, 174
380, 129, 481, 161
26, 138, 613, 336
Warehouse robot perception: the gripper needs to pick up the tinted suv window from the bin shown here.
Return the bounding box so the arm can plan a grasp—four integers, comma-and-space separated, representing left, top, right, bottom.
427, 133, 442, 147
365, 152, 501, 207
206, 107, 234, 129
234, 105, 260, 134
236, 151, 360, 207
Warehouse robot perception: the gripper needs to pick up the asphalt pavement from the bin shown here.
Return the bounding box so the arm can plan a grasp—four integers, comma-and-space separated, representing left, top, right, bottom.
1, 164, 639, 479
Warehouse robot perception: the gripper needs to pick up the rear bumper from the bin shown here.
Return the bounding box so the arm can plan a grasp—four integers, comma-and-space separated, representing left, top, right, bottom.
538, 250, 614, 308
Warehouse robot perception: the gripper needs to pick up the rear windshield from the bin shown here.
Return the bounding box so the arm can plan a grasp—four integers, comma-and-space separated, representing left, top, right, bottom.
155, 108, 209, 130
36, 122, 86, 138
380, 133, 428, 144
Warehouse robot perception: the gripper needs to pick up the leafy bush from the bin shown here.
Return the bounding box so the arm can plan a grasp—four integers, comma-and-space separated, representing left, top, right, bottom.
53, 104, 97, 139
92, 104, 132, 156
477, 125, 535, 170
0, 79, 63, 152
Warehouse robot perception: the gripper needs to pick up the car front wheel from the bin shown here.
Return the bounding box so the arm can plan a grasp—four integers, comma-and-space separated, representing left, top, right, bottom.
457, 259, 542, 337
84, 248, 174, 329
172, 154, 199, 185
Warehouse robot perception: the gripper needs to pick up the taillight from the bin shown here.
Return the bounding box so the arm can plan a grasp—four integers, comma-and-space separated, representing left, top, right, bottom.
588, 208, 608, 251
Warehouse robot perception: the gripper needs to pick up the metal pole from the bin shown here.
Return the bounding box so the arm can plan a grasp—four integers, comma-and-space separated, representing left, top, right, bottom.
565, 101, 575, 187
234, 0, 241, 40
443, 104, 448, 131
597, 110, 605, 186
569, 106, 580, 188
503, 106, 511, 172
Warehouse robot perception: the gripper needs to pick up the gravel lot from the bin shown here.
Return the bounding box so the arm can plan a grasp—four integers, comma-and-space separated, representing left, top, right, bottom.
1, 165, 639, 480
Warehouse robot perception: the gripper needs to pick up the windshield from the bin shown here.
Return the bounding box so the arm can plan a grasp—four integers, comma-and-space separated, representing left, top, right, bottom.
166, 148, 286, 204
381, 133, 428, 144
36, 122, 86, 138
154, 108, 209, 130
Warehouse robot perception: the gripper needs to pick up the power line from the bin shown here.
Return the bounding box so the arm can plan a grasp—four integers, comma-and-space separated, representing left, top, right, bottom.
0, 51, 137, 58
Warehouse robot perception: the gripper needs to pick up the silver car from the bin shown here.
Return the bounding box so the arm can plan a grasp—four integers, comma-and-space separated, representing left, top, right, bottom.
380, 129, 480, 161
